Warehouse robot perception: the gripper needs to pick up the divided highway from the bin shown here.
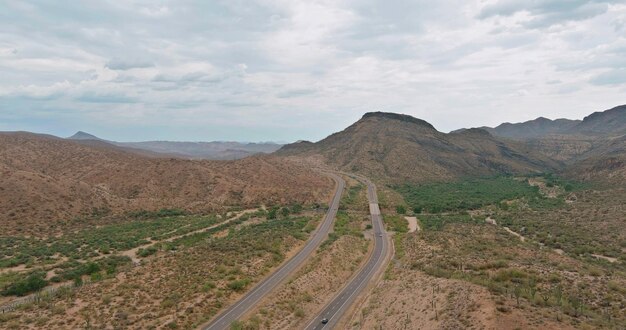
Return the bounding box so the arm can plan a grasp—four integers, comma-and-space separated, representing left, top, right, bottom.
202, 173, 345, 330
304, 176, 389, 329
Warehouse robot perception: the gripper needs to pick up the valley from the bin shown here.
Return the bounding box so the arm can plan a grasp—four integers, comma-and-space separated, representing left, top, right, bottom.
1, 105, 625, 330
3, 2, 625, 329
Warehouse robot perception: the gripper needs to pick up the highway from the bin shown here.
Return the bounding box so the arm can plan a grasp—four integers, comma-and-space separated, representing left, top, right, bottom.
202, 173, 345, 330
304, 175, 389, 330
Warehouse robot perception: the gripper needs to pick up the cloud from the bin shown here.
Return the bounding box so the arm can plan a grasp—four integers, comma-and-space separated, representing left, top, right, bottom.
106, 58, 154, 70
276, 89, 317, 98
0, 1, 625, 141
478, 0, 613, 28
76, 91, 138, 103
590, 68, 626, 85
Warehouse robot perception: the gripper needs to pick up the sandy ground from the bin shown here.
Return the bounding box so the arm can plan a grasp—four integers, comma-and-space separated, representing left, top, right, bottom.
404, 216, 420, 233
352, 268, 497, 330
485, 216, 525, 242
591, 254, 618, 263
503, 227, 526, 242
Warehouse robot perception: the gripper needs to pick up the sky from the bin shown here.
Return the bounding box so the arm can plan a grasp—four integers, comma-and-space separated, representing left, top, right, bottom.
1, 0, 625, 142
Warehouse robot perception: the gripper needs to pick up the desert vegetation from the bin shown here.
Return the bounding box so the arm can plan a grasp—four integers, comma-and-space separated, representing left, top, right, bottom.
354, 175, 625, 329
0, 202, 326, 329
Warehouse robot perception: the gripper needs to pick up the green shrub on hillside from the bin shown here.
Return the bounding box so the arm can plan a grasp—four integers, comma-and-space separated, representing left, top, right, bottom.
1, 271, 47, 296
397, 176, 543, 213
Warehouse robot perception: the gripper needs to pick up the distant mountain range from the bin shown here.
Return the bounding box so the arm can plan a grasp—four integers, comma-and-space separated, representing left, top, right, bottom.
280, 104, 626, 183
457, 104, 626, 140
67, 131, 283, 160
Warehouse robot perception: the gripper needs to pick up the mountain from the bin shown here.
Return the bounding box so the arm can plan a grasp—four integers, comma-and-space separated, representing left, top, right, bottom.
68, 131, 105, 141
0, 132, 331, 236
278, 112, 559, 183
573, 104, 626, 136
67, 132, 283, 160
118, 141, 282, 160
473, 117, 581, 140
452, 104, 626, 181
466, 105, 626, 141
564, 133, 626, 182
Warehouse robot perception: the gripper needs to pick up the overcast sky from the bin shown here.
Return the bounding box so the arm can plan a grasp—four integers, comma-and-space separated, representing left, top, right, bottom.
1, 0, 625, 142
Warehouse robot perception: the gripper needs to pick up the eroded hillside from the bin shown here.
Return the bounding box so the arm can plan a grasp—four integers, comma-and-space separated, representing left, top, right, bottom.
0, 132, 332, 236
279, 112, 559, 183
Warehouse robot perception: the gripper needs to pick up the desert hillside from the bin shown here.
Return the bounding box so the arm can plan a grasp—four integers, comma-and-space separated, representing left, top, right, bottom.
472, 105, 626, 165
564, 135, 626, 182
279, 112, 559, 183
0, 132, 331, 236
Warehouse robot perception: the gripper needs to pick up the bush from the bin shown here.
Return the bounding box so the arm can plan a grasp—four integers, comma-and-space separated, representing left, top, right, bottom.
267, 207, 278, 220
137, 246, 158, 258
227, 279, 250, 292
395, 205, 406, 214
291, 204, 303, 214
1, 272, 47, 296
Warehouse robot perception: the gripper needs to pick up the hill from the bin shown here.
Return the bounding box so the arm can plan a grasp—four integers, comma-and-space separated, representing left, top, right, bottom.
278, 112, 559, 183
574, 104, 626, 136
565, 134, 626, 181
465, 105, 625, 140
68, 131, 104, 141
0, 132, 331, 236
485, 117, 580, 139
455, 104, 626, 181
67, 132, 283, 160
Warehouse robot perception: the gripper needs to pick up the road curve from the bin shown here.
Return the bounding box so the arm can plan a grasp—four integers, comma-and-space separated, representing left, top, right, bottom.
304, 175, 389, 330
201, 173, 345, 330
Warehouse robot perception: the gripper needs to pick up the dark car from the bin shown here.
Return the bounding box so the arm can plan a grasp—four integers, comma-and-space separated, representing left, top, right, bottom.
321, 318, 329, 324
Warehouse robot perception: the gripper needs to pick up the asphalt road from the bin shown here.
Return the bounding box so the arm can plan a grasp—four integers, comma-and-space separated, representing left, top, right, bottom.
304, 176, 389, 330
202, 173, 345, 330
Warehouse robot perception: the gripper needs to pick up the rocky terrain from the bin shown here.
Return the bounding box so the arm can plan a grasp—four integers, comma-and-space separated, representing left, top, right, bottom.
279, 112, 559, 184
470, 105, 626, 173
0, 132, 331, 236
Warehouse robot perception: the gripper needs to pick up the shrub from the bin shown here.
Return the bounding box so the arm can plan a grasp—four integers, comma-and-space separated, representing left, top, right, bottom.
291, 204, 303, 214
1, 272, 47, 296
137, 246, 158, 258
395, 205, 406, 214
267, 207, 278, 220
227, 279, 250, 292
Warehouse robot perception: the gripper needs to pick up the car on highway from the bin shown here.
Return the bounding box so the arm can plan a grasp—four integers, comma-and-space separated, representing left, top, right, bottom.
321, 318, 328, 324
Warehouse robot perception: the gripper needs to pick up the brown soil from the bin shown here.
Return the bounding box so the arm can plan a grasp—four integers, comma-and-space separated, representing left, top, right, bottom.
354, 269, 496, 329
404, 216, 419, 233
0, 132, 331, 237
